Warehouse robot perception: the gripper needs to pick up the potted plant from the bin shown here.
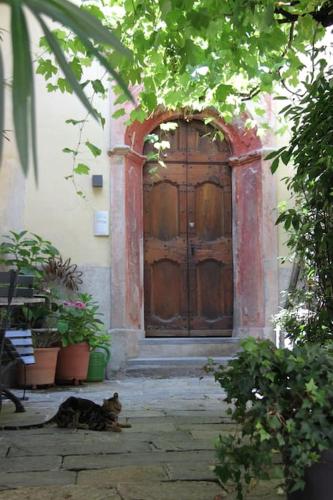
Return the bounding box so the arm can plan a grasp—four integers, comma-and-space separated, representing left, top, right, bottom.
15, 261, 85, 388
16, 329, 60, 388
207, 338, 333, 500
0, 230, 61, 388
0, 230, 59, 277
55, 293, 109, 384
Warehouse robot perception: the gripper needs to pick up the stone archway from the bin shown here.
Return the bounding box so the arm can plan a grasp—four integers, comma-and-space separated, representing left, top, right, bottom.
108, 109, 278, 369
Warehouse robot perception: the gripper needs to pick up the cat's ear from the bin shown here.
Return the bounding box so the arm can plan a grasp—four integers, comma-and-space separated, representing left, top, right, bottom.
113, 392, 119, 399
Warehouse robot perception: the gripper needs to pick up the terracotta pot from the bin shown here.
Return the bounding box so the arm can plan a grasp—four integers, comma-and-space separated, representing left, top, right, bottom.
17, 347, 60, 387
56, 342, 90, 384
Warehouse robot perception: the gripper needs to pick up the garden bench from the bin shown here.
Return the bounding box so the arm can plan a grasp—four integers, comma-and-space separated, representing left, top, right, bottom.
0, 271, 38, 413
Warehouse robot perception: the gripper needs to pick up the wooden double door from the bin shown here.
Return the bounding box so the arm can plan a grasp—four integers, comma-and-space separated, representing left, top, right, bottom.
143, 120, 233, 337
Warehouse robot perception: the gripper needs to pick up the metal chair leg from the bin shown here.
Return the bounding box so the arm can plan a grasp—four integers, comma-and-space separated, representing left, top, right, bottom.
0, 386, 25, 413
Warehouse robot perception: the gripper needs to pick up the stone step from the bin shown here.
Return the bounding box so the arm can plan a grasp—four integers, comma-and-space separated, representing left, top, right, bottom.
138, 337, 241, 358
125, 356, 233, 377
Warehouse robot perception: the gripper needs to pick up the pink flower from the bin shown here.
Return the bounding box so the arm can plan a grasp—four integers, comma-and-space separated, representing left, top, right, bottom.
63, 300, 84, 308
74, 301, 86, 309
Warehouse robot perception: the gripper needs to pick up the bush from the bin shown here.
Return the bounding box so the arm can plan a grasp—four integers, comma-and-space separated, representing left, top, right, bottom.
208, 338, 333, 499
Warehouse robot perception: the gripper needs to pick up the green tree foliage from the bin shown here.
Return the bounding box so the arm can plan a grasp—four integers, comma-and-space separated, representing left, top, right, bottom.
272, 70, 333, 343
40, 1, 332, 119
2, 1, 332, 176
27, 0, 332, 188
112, 0, 332, 117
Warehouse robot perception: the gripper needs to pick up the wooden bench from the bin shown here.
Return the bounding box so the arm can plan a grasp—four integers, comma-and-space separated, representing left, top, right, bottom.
0, 271, 36, 413
0, 272, 34, 298
4, 330, 35, 366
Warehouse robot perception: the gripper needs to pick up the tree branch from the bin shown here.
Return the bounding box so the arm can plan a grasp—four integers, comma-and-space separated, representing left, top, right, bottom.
275, 1, 333, 27
275, 7, 299, 23
240, 85, 261, 101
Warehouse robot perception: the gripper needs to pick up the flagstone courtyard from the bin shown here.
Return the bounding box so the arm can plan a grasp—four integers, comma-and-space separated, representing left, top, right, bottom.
0, 376, 282, 500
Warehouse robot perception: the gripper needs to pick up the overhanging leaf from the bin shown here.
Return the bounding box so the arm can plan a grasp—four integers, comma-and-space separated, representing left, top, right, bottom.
35, 14, 98, 120
74, 163, 90, 175
2, 0, 133, 176
71, 31, 133, 102
50, 0, 130, 55
112, 108, 125, 119
25, 0, 133, 101
11, 2, 33, 175
270, 157, 280, 174
30, 52, 38, 183
86, 141, 101, 157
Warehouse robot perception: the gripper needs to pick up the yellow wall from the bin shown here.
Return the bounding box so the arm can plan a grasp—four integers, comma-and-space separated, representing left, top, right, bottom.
276, 162, 294, 263
1, 5, 111, 267
24, 77, 111, 267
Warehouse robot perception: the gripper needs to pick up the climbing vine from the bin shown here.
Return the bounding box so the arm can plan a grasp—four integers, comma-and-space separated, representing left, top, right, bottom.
270, 68, 333, 343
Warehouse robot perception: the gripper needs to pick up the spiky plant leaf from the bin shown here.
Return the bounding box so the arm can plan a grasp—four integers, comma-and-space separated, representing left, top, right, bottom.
25, 0, 132, 100
35, 14, 98, 119
10, 1, 34, 175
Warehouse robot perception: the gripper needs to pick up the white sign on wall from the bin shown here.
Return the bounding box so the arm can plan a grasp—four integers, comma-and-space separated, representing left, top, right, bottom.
94, 210, 109, 236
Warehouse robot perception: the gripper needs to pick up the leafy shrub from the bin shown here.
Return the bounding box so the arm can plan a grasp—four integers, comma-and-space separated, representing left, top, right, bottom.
208, 338, 333, 499
269, 72, 333, 343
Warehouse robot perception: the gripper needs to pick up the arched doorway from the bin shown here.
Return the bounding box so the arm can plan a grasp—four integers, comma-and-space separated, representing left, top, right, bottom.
108, 107, 279, 370
143, 119, 233, 337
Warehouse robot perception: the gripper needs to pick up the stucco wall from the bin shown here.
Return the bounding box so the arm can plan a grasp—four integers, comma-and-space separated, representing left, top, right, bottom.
246, 96, 294, 306
23, 79, 111, 267
0, 5, 112, 325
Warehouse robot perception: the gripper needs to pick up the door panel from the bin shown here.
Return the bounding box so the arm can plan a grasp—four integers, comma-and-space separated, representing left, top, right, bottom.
150, 182, 180, 240
195, 182, 225, 241
186, 120, 230, 163
150, 259, 181, 320
144, 120, 233, 337
144, 160, 188, 334
188, 161, 233, 333
197, 259, 224, 319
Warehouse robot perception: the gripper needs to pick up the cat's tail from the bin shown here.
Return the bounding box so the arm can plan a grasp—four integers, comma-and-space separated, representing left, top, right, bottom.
0, 414, 57, 431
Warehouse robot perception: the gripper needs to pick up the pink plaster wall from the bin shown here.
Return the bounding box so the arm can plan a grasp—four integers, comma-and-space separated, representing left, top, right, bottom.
124, 151, 145, 328
121, 109, 267, 335
233, 157, 264, 328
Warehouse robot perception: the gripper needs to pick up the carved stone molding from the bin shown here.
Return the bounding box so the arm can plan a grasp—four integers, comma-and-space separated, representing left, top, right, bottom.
108, 145, 146, 166
229, 147, 276, 167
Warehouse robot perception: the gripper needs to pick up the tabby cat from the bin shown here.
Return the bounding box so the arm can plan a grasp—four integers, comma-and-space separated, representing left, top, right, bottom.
1, 392, 131, 431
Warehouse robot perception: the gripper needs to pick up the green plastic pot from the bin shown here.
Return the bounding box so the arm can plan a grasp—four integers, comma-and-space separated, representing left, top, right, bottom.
86, 345, 111, 382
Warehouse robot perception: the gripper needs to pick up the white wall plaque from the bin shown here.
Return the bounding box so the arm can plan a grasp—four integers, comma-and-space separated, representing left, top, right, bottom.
94, 210, 109, 236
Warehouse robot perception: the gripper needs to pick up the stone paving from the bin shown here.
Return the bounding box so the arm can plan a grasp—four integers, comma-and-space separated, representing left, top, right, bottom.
0, 377, 283, 499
